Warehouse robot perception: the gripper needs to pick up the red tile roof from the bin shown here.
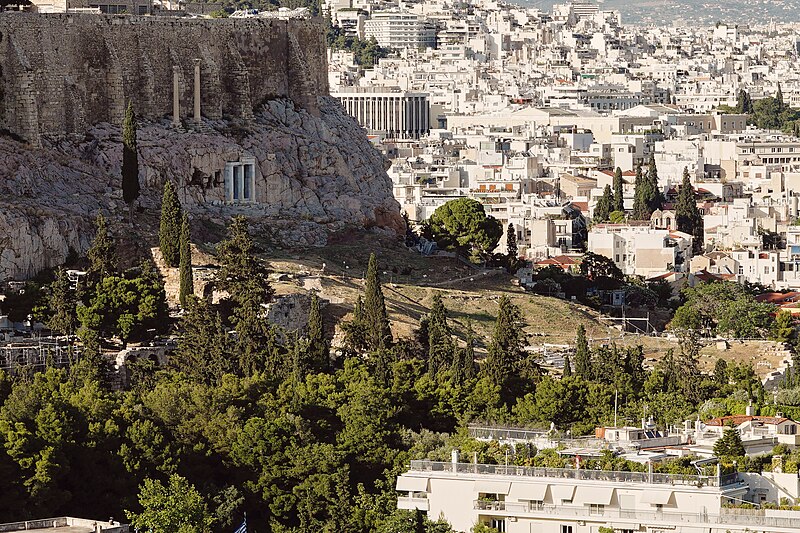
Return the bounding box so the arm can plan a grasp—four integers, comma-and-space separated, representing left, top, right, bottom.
705, 415, 791, 427
755, 292, 800, 304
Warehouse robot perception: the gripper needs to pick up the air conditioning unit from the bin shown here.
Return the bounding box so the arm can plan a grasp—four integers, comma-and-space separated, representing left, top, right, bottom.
508, 517, 517, 522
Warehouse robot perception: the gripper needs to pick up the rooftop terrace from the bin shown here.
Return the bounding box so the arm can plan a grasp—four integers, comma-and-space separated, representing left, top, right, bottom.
408, 460, 740, 488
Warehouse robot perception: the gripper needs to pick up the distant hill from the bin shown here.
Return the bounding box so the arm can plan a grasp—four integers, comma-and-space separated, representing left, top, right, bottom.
518, 0, 799, 25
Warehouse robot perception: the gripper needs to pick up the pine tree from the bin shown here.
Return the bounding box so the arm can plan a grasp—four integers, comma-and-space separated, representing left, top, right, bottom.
178, 213, 193, 308
122, 101, 140, 207
713, 427, 745, 458
613, 167, 624, 212
363, 253, 391, 350
675, 167, 704, 253
483, 295, 526, 398
427, 294, 453, 378
563, 354, 572, 378
159, 181, 183, 268
594, 185, 614, 222
87, 214, 117, 282
632, 164, 651, 220
46, 269, 77, 335
307, 292, 329, 371
574, 324, 592, 379
506, 223, 518, 260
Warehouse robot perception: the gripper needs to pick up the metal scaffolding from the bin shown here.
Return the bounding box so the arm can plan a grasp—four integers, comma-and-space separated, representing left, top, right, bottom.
0, 339, 79, 372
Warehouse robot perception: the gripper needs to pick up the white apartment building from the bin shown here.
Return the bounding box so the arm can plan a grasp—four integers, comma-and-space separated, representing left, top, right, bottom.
334, 89, 430, 139
589, 224, 692, 277
396, 459, 800, 533
364, 12, 437, 50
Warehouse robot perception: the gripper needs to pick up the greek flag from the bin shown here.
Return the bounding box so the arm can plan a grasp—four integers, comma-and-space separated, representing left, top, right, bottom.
233, 516, 247, 533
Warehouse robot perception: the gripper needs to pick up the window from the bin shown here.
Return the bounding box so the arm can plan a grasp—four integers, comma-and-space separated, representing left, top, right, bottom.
490, 519, 506, 532
561, 526, 573, 533
529, 500, 544, 510
765, 266, 770, 274
225, 159, 256, 203
589, 504, 605, 515
738, 266, 744, 275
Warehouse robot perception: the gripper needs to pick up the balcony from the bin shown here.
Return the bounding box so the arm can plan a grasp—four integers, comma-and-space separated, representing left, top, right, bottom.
471, 501, 800, 530
398, 496, 429, 511
409, 460, 740, 488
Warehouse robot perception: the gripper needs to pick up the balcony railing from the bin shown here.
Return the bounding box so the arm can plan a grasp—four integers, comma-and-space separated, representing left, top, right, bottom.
409, 460, 740, 488
398, 496, 429, 511
472, 501, 800, 530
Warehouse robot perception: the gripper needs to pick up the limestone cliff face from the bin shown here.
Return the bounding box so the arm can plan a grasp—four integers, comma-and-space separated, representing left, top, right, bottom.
0, 97, 402, 281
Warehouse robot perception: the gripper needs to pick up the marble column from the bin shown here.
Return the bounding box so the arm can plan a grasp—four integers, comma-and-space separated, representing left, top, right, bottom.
193, 59, 201, 124
172, 66, 181, 127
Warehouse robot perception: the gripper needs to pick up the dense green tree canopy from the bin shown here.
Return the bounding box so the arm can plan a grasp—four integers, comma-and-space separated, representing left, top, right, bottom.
670, 281, 775, 338
428, 199, 503, 261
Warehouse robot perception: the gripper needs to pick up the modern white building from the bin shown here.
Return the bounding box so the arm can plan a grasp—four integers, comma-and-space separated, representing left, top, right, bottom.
588, 223, 693, 277
364, 11, 437, 50
334, 89, 430, 139
397, 459, 800, 533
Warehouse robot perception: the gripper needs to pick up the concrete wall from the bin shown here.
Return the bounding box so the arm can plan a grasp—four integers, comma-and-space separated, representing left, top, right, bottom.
0, 13, 329, 144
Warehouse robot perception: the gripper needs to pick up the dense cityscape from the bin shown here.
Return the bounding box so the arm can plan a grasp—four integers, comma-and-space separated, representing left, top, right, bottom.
2, 0, 800, 532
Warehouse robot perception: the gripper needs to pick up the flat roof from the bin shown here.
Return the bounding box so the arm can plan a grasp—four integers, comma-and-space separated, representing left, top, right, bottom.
24, 528, 93, 533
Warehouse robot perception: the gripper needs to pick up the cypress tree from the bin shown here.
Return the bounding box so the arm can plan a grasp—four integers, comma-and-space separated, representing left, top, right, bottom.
46, 269, 78, 336
613, 167, 624, 212
87, 214, 117, 282
363, 253, 391, 350
173, 298, 234, 384
675, 167, 704, 252
563, 354, 572, 378
506, 223, 518, 260
484, 295, 526, 398
122, 101, 140, 206
777, 83, 784, 112
178, 212, 193, 308
463, 318, 476, 380
594, 185, 614, 222
574, 324, 592, 379
632, 164, 651, 221
216, 216, 273, 306
307, 292, 329, 371
291, 334, 310, 383
646, 153, 663, 212
427, 294, 453, 378
353, 295, 364, 322
159, 181, 183, 268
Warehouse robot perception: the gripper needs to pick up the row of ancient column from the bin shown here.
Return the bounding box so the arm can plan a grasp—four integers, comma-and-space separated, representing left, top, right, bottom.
339, 94, 429, 139
172, 60, 203, 126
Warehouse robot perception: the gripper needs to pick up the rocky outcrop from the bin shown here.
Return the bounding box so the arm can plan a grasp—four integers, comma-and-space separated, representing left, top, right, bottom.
0, 97, 402, 281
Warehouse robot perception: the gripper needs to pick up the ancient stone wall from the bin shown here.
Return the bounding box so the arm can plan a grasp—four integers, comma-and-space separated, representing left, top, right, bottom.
0, 13, 329, 144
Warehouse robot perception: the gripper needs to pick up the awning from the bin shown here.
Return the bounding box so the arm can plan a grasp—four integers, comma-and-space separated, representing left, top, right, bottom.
550, 485, 576, 502
508, 483, 548, 501
640, 490, 674, 505
474, 480, 512, 495
574, 486, 615, 505
396, 476, 429, 492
